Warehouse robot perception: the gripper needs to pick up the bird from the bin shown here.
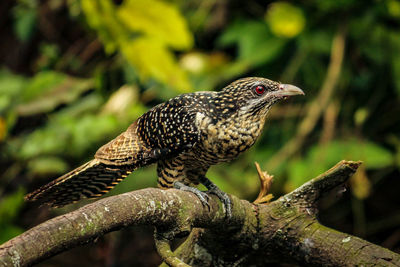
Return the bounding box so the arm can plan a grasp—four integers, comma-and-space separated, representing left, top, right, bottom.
25, 77, 304, 216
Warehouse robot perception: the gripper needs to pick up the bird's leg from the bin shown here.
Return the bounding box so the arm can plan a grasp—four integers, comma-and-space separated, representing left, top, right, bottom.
199, 176, 232, 218
173, 181, 210, 210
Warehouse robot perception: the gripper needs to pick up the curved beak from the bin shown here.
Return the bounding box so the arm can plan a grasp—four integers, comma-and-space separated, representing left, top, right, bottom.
276, 84, 305, 97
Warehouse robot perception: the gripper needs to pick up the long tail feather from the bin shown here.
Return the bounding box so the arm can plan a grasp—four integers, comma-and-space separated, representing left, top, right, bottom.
25, 159, 133, 207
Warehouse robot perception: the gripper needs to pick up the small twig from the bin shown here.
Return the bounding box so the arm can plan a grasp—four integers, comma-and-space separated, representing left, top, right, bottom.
253, 162, 274, 204
319, 100, 339, 144
154, 233, 190, 267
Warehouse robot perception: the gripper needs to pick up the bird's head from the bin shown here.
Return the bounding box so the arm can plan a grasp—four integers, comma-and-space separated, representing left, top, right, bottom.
220, 77, 304, 117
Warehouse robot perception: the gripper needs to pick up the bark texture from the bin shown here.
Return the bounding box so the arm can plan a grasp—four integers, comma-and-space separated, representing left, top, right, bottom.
0, 161, 399, 266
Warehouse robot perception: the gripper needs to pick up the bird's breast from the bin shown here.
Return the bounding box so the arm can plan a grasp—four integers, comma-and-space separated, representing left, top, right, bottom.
192, 112, 265, 165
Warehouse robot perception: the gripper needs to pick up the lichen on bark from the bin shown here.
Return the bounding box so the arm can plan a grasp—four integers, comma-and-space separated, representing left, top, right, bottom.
0, 161, 399, 267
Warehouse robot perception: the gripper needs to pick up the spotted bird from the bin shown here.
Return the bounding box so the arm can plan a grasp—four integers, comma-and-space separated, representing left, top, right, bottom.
25, 77, 304, 216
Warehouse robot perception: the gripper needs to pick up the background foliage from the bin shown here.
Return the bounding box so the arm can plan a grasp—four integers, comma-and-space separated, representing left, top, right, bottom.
1, 0, 400, 265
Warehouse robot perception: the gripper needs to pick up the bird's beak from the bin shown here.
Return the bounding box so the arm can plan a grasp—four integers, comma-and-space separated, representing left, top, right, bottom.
276, 84, 305, 97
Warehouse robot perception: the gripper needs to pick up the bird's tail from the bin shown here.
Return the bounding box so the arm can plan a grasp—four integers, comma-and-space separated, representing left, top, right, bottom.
24, 159, 133, 207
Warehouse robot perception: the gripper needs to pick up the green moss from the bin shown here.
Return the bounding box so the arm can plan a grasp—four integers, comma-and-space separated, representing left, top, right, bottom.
79, 212, 100, 235
270, 203, 297, 220
156, 201, 162, 210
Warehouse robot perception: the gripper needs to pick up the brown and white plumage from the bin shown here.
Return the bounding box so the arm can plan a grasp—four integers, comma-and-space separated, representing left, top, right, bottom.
25, 77, 304, 209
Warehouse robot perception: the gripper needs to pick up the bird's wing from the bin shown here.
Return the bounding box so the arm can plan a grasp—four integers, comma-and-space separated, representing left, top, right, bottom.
94, 122, 154, 166
95, 96, 201, 167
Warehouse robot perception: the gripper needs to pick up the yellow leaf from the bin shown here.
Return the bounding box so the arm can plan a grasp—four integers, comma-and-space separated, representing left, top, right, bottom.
80, 0, 192, 91
265, 2, 306, 38
81, 0, 125, 53
387, 0, 400, 18
117, 0, 193, 49
122, 37, 191, 92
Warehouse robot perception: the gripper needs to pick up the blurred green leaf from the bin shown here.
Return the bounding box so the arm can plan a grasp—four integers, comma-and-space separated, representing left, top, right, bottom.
122, 37, 191, 92
17, 113, 120, 159
12, 1, 37, 42
287, 158, 311, 191
81, 0, 126, 53
0, 224, 23, 244
313, 0, 357, 12
58, 94, 103, 118
27, 156, 68, 176
0, 69, 28, 113
389, 31, 400, 95
117, 0, 193, 50
361, 25, 388, 64
287, 139, 394, 189
36, 43, 61, 71
299, 31, 332, 55
80, 0, 192, 91
67, 114, 119, 155
17, 75, 93, 115
0, 70, 94, 116
109, 167, 157, 195
349, 11, 375, 40
0, 69, 28, 96
11, 94, 107, 160
21, 71, 66, 102
12, 83, 145, 161
17, 125, 67, 159
309, 139, 394, 169
218, 20, 286, 67
0, 188, 25, 225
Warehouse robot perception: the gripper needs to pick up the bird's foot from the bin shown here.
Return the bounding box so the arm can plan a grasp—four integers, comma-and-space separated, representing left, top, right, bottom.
199, 176, 232, 218
173, 181, 210, 210
208, 187, 232, 218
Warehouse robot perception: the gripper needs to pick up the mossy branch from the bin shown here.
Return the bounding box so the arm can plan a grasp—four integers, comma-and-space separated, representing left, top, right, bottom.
0, 161, 399, 266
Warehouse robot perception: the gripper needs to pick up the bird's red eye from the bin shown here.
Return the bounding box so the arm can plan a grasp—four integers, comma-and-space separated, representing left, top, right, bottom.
254, 85, 266, 95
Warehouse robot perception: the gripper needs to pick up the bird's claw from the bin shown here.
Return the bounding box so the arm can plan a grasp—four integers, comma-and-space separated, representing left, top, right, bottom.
174, 179, 232, 218
207, 187, 232, 218
173, 181, 211, 211
191, 190, 211, 211
199, 176, 232, 218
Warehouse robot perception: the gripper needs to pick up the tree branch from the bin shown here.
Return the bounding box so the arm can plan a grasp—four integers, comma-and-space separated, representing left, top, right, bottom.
1, 161, 399, 266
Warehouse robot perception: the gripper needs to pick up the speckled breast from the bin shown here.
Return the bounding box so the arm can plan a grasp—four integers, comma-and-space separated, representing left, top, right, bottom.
188, 112, 265, 168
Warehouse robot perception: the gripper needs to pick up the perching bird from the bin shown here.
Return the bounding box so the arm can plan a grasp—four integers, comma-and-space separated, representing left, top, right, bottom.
25, 77, 304, 216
